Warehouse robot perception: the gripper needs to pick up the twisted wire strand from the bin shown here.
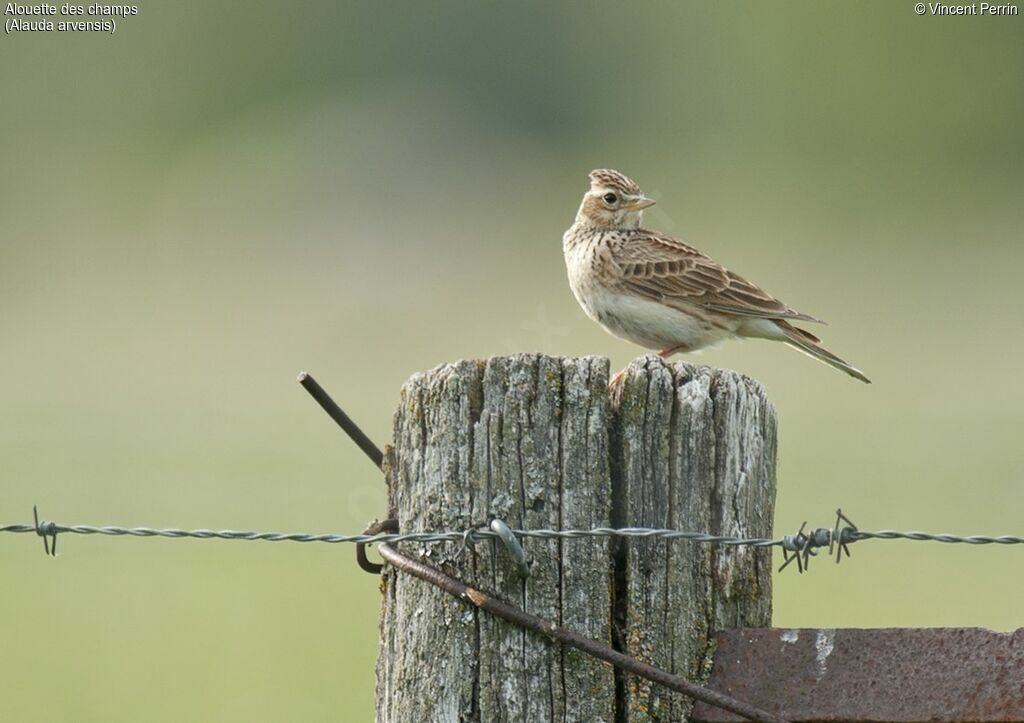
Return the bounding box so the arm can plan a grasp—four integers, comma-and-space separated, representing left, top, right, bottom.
0, 522, 779, 546
849, 530, 1024, 545
2, 521, 1022, 548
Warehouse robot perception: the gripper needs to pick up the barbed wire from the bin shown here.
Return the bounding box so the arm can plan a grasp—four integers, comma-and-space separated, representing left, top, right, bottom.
3, 507, 1022, 574
0, 520, 776, 546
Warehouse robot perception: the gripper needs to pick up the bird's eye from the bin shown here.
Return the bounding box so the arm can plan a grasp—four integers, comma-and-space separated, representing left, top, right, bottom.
603, 193, 618, 204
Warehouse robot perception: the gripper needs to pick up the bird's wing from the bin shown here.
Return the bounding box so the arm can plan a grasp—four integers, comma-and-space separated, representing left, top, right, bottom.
609, 231, 825, 323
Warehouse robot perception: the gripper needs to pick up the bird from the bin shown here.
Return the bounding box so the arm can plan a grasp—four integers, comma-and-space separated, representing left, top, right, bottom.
562, 169, 870, 385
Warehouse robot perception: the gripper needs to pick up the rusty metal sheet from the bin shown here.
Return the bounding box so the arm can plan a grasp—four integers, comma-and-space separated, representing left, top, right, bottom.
693, 627, 1024, 723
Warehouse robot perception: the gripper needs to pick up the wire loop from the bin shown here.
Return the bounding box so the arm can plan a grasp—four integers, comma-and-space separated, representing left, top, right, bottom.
489, 517, 531, 578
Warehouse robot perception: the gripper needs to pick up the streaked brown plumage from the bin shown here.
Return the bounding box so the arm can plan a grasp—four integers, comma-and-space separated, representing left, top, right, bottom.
563, 169, 870, 383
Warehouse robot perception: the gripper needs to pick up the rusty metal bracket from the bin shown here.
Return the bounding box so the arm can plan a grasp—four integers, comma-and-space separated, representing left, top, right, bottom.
357, 518, 398, 574
693, 627, 1024, 722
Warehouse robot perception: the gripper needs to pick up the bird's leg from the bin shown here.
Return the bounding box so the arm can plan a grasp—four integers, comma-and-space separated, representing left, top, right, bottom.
657, 345, 689, 358
611, 345, 689, 391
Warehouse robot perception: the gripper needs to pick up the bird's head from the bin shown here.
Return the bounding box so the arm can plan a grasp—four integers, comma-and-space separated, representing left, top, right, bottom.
575, 169, 656, 230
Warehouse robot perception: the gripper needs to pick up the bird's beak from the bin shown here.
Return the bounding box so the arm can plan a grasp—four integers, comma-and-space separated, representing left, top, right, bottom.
623, 195, 656, 210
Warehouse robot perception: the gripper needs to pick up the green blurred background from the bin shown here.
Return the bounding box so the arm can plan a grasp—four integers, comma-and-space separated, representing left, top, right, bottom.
2, 1, 1022, 719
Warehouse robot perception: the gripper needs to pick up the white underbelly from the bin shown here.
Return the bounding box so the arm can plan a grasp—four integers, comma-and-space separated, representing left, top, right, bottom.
577, 288, 736, 351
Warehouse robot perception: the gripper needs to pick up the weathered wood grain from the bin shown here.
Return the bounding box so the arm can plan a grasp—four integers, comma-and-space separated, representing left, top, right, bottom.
376, 354, 776, 722
613, 356, 776, 721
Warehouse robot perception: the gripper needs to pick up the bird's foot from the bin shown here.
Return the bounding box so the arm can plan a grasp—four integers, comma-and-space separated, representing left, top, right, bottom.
608, 368, 627, 391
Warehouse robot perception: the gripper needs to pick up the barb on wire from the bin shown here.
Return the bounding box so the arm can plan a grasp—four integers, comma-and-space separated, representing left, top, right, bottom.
33, 505, 57, 557
831, 508, 858, 563
778, 509, 859, 574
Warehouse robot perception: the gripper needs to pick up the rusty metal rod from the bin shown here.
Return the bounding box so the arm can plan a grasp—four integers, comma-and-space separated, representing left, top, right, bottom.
377, 541, 789, 723
298, 371, 384, 470
297, 371, 387, 572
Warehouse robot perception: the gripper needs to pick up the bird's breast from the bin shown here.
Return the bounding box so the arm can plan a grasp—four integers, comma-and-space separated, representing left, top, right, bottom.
562, 229, 603, 296
579, 286, 738, 352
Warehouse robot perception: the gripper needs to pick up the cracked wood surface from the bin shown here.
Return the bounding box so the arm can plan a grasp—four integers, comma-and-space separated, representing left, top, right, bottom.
376, 354, 776, 722
613, 356, 776, 721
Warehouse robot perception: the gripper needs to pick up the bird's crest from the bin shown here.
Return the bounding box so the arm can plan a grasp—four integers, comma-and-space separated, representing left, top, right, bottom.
588, 169, 642, 195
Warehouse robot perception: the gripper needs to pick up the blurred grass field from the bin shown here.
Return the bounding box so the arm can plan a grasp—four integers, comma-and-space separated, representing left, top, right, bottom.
2, 2, 1023, 720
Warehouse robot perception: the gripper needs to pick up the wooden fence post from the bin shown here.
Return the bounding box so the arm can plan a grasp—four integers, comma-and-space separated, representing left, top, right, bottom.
376, 354, 777, 722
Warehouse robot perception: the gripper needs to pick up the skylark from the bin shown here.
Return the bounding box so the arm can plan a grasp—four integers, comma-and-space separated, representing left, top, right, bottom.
563, 169, 870, 384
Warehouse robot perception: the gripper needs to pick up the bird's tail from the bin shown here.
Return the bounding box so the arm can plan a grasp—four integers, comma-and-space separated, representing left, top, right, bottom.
774, 320, 871, 384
